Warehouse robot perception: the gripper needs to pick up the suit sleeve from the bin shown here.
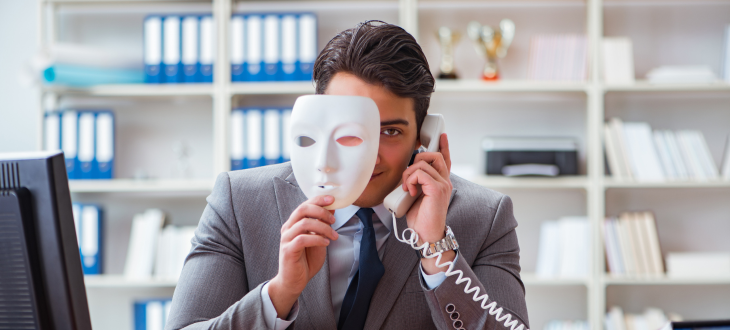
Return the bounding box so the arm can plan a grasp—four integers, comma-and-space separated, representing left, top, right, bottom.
165, 172, 271, 330
420, 195, 530, 330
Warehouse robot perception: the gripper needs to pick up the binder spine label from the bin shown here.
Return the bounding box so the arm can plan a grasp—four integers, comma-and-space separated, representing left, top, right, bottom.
77, 112, 96, 179
44, 112, 61, 152
281, 15, 297, 81
298, 14, 317, 81
95, 112, 114, 179
62, 110, 79, 179
246, 109, 263, 167
264, 109, 281, 164
163, 16, 182, 83
230, 15, 245, 82
281, 109, 292, 161
144, 16, 163, 83
230, 109, 245, 170
182, 16, 199, 83
245, 15, 263, 81
263, 15, 281, 81
199, 15, 215, 82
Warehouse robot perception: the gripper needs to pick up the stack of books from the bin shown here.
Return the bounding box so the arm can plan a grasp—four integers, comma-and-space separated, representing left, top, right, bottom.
527, 34, 588, 81
605, 306, 678, 330
26, 43, 143, 86
544, 320, 589, 330
603, 212, 664, 277
144, 15, 215, 83
535, 217, 590, 278
230, 108, 292, 170
44, 110, 115, 180
123, 209, 196, 281
72, 203, 103, 275
134, 298, 172, 330
604, 118, 728, 181
231, 13, 318, 82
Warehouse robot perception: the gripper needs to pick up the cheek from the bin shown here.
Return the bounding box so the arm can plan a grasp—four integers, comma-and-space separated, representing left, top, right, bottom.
378, 140, 411, 169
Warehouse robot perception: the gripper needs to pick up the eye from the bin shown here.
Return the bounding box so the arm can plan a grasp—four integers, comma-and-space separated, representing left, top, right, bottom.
382, 129, 400, 136
336, 136, 363, 147
295, 136, 316, 147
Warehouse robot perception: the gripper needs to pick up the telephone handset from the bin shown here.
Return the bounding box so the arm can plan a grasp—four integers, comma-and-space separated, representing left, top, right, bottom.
383, 114, 446, 218
385, 113, 529, 330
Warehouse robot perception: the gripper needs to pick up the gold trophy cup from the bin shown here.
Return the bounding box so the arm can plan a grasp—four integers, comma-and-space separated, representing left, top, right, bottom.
467, 19, 515, 81
436, 27, 461, 79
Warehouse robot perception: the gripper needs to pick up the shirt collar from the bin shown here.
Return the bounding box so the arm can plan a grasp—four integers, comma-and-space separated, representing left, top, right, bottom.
332, 203, 394, 233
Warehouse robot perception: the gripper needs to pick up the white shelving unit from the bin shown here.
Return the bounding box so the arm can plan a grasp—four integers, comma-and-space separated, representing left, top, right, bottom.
38, 0, 730, 330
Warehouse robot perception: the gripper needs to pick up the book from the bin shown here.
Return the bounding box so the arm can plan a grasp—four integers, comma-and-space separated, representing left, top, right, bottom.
134, 299, 172, 330
605, 307, 672, 330
124, 209, 166, 279
527, 34, 588, 81
608, 118, 634, 180
622, 122, 665, 181
666, 252, 730, 278
154, 226, 196, 280
535, 217, 590, 278
604, 212, 664, 277
602, 37, 635, 84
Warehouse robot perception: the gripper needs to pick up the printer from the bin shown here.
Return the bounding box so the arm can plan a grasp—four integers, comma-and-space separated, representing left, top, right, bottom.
482, 137, 579, 176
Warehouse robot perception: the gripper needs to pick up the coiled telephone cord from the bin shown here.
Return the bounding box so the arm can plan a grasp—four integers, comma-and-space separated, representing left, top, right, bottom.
391, 212, 529, 330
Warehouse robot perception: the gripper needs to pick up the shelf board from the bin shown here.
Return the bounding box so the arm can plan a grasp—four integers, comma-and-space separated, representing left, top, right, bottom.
604, 178, 730, 189
470, 175, 588, 189
434, 79, 589, 93
604, 275, 730, 285
42, 84, 214, 97
230, 81, 315, 95
521, 273, 589, 286
604, 80, 730, 92
69, 179, 214, 193
84, 275, 177, 288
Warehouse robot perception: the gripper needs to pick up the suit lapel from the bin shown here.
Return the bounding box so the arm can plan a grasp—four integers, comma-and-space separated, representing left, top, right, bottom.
273, 171, 338, 329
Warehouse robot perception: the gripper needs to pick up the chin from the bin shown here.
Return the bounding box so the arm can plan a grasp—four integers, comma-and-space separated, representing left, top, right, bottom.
355, 174, 399, 208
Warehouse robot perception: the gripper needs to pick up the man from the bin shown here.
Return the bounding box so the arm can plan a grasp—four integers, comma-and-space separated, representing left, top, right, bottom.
166, 21, 529, 330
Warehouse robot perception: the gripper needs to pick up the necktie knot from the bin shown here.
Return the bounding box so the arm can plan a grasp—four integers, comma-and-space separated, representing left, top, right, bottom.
355, 208, 375, 229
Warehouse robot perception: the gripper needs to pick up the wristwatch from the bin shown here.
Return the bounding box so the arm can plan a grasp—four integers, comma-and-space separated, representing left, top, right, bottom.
418, 226, 459, 258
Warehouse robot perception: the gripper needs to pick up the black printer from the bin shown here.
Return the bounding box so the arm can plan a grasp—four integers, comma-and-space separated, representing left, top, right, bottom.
482, 137, 579, 176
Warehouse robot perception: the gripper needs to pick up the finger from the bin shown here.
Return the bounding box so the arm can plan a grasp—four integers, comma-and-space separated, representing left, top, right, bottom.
410, 152, 449, 179
282, 202, 336, 232
405, 169, 439, 196
439, 133, 452, 172
309, 194, 335, 207
283, 234, 331, 254
402, 159, 448, 194
282, 218, 338, 242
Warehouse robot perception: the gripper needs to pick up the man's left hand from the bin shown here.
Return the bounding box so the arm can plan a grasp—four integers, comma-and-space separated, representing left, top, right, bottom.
401, 133, 455, 274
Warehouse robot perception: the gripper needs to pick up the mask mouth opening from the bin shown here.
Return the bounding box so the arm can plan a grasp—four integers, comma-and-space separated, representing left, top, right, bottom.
316, 184, 338, 190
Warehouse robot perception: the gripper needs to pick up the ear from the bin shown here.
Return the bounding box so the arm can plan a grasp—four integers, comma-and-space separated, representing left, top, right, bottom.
414, 137, 422, 150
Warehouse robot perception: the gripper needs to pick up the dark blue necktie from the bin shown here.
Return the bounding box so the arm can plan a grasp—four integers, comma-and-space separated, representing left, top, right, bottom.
337, 208, 385, 330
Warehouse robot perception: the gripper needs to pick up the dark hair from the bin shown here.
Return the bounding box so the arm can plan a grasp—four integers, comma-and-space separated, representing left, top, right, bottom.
313, 20, 435, 136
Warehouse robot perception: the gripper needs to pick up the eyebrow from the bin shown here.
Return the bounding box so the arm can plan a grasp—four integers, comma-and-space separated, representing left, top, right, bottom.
380, 119, 409, 126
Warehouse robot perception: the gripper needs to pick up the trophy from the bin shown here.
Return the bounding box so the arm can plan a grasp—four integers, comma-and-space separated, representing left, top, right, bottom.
467, 19, 515, 80
435, 27, 461, 79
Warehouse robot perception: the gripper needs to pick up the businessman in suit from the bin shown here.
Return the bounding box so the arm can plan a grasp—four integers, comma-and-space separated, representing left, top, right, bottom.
166, 21, 529, 330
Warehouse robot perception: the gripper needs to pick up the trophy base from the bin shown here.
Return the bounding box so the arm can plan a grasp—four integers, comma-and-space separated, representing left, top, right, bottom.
481, 73, 499, 81
438, 72, 458, 79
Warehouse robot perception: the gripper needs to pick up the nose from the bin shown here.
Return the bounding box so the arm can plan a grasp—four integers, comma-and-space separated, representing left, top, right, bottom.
316, 139, 338, 173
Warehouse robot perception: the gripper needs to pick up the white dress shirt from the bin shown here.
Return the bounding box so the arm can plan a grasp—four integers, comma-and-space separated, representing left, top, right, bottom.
260, 203, 451, 330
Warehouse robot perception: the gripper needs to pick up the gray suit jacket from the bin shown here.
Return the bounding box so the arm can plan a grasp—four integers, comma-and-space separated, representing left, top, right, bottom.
166, 163, 529, 330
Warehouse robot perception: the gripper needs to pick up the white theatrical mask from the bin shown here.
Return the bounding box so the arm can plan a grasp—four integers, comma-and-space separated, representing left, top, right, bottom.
290, 95, 380, 210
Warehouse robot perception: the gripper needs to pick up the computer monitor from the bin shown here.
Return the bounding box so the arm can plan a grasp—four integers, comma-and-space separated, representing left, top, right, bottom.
0, 151, 92, 330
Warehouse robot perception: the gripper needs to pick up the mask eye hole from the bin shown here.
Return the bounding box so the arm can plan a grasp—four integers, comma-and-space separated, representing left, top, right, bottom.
336, 136, 363, 147
296, 136, 316, 147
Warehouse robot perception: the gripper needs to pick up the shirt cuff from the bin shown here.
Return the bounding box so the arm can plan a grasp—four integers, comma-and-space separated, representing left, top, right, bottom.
261, 281, 299, 330
419, 252, 459, 290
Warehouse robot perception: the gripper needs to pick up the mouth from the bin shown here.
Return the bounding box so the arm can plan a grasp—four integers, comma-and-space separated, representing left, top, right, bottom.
369, 172, 382, 181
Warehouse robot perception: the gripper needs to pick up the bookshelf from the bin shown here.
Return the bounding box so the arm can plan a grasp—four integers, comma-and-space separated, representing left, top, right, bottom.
37, 0, 730, 330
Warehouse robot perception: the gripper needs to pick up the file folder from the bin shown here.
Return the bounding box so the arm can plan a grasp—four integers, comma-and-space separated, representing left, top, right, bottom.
298, 14, 317, 81
77, 112, 96, 179
230, 15, 245, 82
44, 111, 62, 152
281, 108, 292, 162
264, 109, 281, 164
263, 15, 281, 81
95, 111, 114, 179
134, 299, 171, 330
246, 109, 263, 168
80, 205, 102, 275
61, 110, 79, 179
245, 15, 264, 81
230, 109, 245, 170
181, 15, 199, 83
280, 15, 298, 81
144, 16, 163, 83
199, 15, 215, 83
163, 16, 182, 83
